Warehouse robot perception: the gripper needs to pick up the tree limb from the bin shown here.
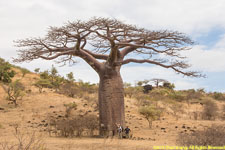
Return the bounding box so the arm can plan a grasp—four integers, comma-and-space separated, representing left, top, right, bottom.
120, 58, 202, 77
82, 49, 108, 60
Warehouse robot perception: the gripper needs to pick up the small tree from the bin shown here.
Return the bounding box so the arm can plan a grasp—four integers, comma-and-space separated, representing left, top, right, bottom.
64, 102, 77, 117
2, 80, 25, 107
51, 76, 64, 91
36, 68, 64, 92
20, 68, 30, 77
202, 100, 218, 120
0, 58, 15, 83
136, 80, 150, 86
163, 82, 175, 89
59, 82, 78, 97
34, 79, 52, 93
40, 70, 49, 79
84, 114, 99, 136
34, 68, 40, 73
66, 72, 75, 82
48, 66, 64, 91
50, 65, 58, 82
139, 105, 163, 128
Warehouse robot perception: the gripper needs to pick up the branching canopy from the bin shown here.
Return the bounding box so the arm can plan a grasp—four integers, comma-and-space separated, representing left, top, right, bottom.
14, 17, 202, 77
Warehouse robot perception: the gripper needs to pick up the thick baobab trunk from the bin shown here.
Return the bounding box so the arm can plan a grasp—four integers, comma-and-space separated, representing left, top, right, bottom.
98, 66, 125, 136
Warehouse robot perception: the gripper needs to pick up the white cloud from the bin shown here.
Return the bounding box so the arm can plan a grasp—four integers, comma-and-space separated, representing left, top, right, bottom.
183, 34, 225, 72
174, 80, 200, 90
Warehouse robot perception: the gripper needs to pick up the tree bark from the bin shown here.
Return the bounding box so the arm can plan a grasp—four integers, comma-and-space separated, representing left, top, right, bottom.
98, 64, 125, 136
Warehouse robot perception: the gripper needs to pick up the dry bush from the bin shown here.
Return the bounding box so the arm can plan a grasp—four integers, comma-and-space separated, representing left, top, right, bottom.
0, 130, 46, 150
83, 114, 99, 136
124, 86, 142, 98
59, 82, 97, 99
58, 82, 79, 98
221, 104, 225, 120
192, 111, 202, 120
48, 114, 99, 137
149, 88, 174, 102
134, 93, 152, 106
210, 92, 225, 101
77, 81, 98, 94
64, 102, 77, 118
170, 103, 184, 120
202, 100, 218, 120
177, 124, 225, 146
169, 91, 186, 102
185, 89, 203, 100
0, 123, 3, 129
83, 93, 98, 106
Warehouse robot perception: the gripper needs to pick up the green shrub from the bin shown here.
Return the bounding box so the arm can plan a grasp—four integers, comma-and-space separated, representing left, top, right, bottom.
2, 80, 25, 107
0, 58, 15, 83
66, 72, 75, 82
34, 68, 40, 73
20, 68, 30, 77
34, 79, 53, 93
163, 82, 175, 89
169, 91, 186, 102
36, 67, 65, 92
40, 70, 49, 79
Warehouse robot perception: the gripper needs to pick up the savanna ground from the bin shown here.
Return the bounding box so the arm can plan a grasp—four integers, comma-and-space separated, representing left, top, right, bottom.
0, 68, 225, 150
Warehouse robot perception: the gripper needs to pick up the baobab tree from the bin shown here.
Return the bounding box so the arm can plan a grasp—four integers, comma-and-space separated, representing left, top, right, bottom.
14, 17, 201, 135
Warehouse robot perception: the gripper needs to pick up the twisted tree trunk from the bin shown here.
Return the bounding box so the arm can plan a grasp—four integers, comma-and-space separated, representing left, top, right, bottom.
98, 64, 125, 136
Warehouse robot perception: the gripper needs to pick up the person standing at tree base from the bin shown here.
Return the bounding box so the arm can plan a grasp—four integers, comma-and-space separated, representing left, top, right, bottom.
124, 126, 131, 139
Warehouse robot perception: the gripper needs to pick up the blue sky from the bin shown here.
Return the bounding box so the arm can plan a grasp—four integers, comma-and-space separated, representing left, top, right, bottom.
1, 0, 225, 92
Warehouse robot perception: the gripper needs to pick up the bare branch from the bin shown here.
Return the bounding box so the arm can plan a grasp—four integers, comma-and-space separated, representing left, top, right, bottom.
14, 17, 201, 77
82, 49, 108, 60
120, 58, 202, 77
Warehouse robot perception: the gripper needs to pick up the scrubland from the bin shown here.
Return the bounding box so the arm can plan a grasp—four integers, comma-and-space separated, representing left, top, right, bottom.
1, 66, 225, 150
